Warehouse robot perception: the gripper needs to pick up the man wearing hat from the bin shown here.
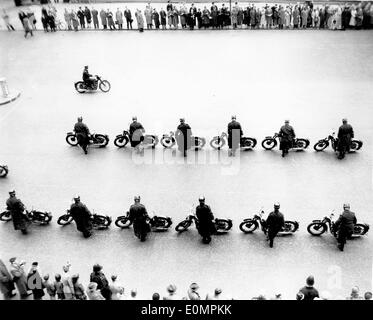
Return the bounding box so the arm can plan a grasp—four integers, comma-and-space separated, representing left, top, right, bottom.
6, 190, 30, 235
69, 195, 93, 238
27, 262, 45, 300
128, 196, 150, 242
163, 284, 179, 300
129, 116, 145, 150
206, 288, 222, 300
278, 120, 295, 157
175, 118, 192, 157
334, 203, 357, 251
298, 275, 319, 300
227, 115, 243, 156
337, 118, 354, 159
195, 196, 216, 244
9, 258, 30, 298
73, 116, 90, 154
82, 65, 96, 89
0, 258, 16, 299
187, 282, 201, 300
265, 203, 285, 248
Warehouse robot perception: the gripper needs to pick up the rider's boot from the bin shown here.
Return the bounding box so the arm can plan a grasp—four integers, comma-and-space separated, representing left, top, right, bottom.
269, 238, 274, 248
282, 151, 285, 157
337, 243, 344, 251
21, 229, 28, 235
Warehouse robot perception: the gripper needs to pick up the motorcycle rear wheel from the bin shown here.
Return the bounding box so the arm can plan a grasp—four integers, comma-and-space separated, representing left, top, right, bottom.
99, 80, 111, 93
354, 223, 369, 235
175, 220, 192, 232
194, 137, 206, 150
94, 134, 109, 147
75, 82, 86, 93
239, 220, 259, 233
350, 140, 363, 151
0, 211, 12, 222
307, 222, 327, 236
93, 215, 111, 228
29, 211, 52, 224
241, 137, 257, 149
261, 138, 277, 150
314, 141, 329, 152
210, 137, 225, 150
283, 221, 299, 233
160, 136, 175, 148
115, 217, 132, 228
57, 214, 73, 225
114, 135, 129, 148
66, 134, 78, 146
295, 138, 310, 149
0, 166, 8, 178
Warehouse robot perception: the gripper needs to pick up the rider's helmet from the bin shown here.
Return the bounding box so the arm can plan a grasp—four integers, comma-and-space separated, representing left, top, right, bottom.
134, 195, 141, 202
132, 116, 137, 121
77, 116, 83, 122
198, 196, 205, 202
343, 203, 350, 210
342, 118, 347, 124
274, 202, 280, 209
285, 120, 290, 124
231, 115, 236, 120
73, 194, 80, 201
9, 189, 15, 195
180, 118, 185, 123
84, 66, 88, 69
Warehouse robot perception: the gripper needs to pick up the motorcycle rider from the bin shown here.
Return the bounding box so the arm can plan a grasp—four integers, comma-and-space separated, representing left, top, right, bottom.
5, 190, 30, 235
128, 196, 150, 242
74, 116, 90, 154
195, 196, 216, 244
227, 115, 243, 156
334, 203, 357, 251
176, 118, 192, 157
82, 66, 96, 89
279, 120, 295, 157
69, 195, 93, 238
129, 116, 145, 152
265, 202, 285, 248
337, 118, 354, 159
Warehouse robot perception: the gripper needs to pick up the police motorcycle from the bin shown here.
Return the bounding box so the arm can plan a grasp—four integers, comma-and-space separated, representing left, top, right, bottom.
57, 209, 112, 229
261, 133, 310, 151
115, 211, 172, 231
113, 130, 159, 149
74, 75, 111, 93
160, 131, 206, 150
209, 132, 257, 150
0, 208, 52, 225
313, 130, 363, 152
65, 132, 109, 148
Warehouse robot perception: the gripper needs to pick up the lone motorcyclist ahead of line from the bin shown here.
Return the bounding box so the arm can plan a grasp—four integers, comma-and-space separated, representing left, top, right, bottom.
82, 66, 96, 89
70, 195, 93, 238
74, 116, 90, 154
176, 118, 192, 157
279, 120, 295, 157
337, 118, 354, 160
265, 203, 285, 248
227, 115, 243, 157
128, 196, 150, 242
6, 190, 30, 235
334, 203, 357, 251
195, 196, 216, 244
129, 116, 145, 152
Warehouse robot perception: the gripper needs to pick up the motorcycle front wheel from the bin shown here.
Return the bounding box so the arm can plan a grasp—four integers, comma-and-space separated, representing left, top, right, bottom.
93, 215, 111, 228
239, 220, 259, 233
66, 134, 78, 146
144, 135, 159, 148
314, 140, 329, 152
29, 211, 52, 224
114, 135, 129, 148
57, 214, 73, 225
115, 217, 133, 228
307, 222, 327, 236
295, 138, 310, 149
210, 137, 225, 150
0, 211, 12, 222
350, 140, 363, 151
160, 136, 175, 148
94, 134, 109, 147
0, 166, 8, 178
354, 223, 369, 236
261, 138, 277, 150
99, 80, 111, 93
74, 81, 86, 94
283, 221, 299, 233
194, 137, 206, 150
241, 137, 257, 149
175, 220, 192, 232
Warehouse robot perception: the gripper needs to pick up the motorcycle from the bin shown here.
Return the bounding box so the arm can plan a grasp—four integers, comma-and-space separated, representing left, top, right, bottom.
0, 209, 52, 225
65, 132, 109, 148
57, 210, 112, 229
115, 211, 172, 232
175, 211, 232, 234
160, 131, 206, 150
239, 208, 299, 234
74, 76, 111, 93
261, 133, 310, 151
209, 132, 257, 150
113, 130, 159, 149
313, 130, 363, 152
0, 165, 9, 178
307, 211, 369, 237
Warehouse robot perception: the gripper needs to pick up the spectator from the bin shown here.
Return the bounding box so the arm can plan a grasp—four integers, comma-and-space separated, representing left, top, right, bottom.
109, 275, 124, 300
84, 6, 91, 28
135, 9, 145, 32
129, 288, 138, 300
27, 262, 45, 300
152, 292, 160, 300
206, 288, 223, 300
364, 291, 372, 300
0, 258, 16, 299
152, 9, 160, 29
90, 264, 111, 300
163, 284, 179, 300
26, 8, 36, 30
124, 7, 132, 29
87, 282, 105, 300
71, 10, 79, 32
64, 8, 71, 30
100, 9, 107, 30
107, 9, 116, 30
298, 275, 319, 300
61, 263, 74, 300
72, 274, 87, 300
2, 9, 15, 31
116, 8, 123, 30
43, 274, 56, 300
77, 7, 85, 29
160, 8, 167, 29
347, 286, 363, 300
9, 257, 30, 299
92, 7, 99, 29
54, 274, 64, 300
187, 282, 201, 300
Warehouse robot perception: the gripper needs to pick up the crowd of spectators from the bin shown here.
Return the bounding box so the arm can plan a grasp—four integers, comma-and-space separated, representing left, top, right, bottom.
2, 2, 373, 34
1, 258, 372, 300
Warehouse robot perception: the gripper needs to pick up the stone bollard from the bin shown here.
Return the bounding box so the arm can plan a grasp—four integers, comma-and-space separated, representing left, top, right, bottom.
0, 77, 21, 106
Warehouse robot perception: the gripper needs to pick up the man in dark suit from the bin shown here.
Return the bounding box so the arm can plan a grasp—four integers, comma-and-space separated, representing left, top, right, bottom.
124, 7, 132, 29
129, 116, 145, 151
176, 118, 192, 157
128, 196, 150, 242
265, 203, 285, 248
334, 203, 357, 251
195, 196, 215, 244
6, 190, 30, 235
227, 115, 243, 156
337, 118, 354, 159
279, 120, 295, 157
70, 195, 93, 238
74, 116, 90, 154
